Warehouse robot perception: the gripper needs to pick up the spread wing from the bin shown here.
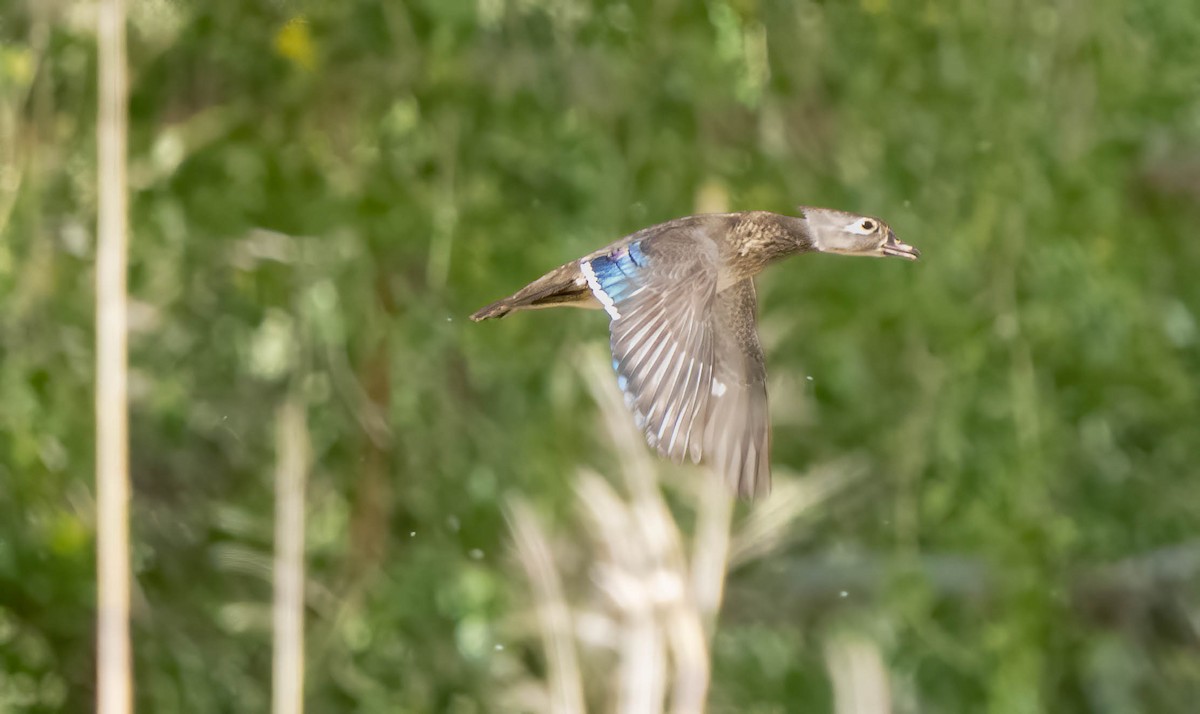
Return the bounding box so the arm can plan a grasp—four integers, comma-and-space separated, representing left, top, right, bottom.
582, 228, 771, 497
704, 279, 770, 498
582, 230, 718, 465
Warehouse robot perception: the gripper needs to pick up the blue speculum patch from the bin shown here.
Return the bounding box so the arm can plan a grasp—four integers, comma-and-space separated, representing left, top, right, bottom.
589, 241, 646, 303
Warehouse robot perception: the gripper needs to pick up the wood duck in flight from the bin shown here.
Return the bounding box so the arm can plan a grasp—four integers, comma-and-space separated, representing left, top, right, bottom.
471, 207, 920, 499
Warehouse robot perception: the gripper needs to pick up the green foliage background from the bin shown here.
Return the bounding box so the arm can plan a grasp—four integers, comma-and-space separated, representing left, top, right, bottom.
2, 0, 1200, 711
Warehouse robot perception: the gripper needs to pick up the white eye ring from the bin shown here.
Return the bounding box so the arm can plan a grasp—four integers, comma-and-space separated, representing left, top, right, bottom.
844, 218, 878, 235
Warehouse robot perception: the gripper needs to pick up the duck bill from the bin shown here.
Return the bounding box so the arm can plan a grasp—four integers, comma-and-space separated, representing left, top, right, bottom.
882, 231, 920, 260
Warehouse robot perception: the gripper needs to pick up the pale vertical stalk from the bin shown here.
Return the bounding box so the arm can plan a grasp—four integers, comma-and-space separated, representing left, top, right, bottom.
272, 398, 309, 714
691, 475, 733, 625
664, 593, 709, 714
825, 634, 893, 714
507, 499, 585, 714
579, 349, 718, 713
96, 0, 131, 711
619, 607, 666, 714
690, 177, 735, 628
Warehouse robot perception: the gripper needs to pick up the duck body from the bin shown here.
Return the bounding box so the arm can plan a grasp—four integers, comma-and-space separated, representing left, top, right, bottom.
471, 208, 919, 498
471, 212, 806, 320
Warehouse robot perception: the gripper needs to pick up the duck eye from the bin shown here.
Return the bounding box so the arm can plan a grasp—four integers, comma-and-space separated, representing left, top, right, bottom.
861, 219, 876, 232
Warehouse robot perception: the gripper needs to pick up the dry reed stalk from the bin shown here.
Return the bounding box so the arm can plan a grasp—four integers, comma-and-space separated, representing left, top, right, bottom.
96, 0, 131, 710
507, 499, 586, 714
825, 633, 893, 714
690, 474, 734, 627
574, 471, 671, 713
579, 347, 716, 713
508, 345, 862, 712
272, 397, 309, 714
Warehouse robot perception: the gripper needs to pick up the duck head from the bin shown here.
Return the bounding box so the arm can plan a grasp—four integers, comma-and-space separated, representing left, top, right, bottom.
799, 207, 920, 261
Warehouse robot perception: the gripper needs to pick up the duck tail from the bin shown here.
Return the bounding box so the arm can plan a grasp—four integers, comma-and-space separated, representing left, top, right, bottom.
469, 261, 593, 322
470, 298, 516, 321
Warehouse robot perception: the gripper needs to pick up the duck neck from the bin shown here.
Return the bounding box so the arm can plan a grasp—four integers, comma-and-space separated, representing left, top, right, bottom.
726, 211, 816, 276
773, 212, 818, 254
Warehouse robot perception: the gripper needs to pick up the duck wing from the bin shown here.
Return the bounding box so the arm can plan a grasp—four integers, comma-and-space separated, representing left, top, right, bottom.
582, 227, 770, 497
704, 279, 770, 498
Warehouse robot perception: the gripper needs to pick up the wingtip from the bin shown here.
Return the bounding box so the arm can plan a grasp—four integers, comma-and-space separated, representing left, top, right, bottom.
734, 461, 771, 501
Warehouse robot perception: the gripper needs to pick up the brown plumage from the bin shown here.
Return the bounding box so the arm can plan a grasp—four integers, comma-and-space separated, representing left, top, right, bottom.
471, 208, 919, 498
